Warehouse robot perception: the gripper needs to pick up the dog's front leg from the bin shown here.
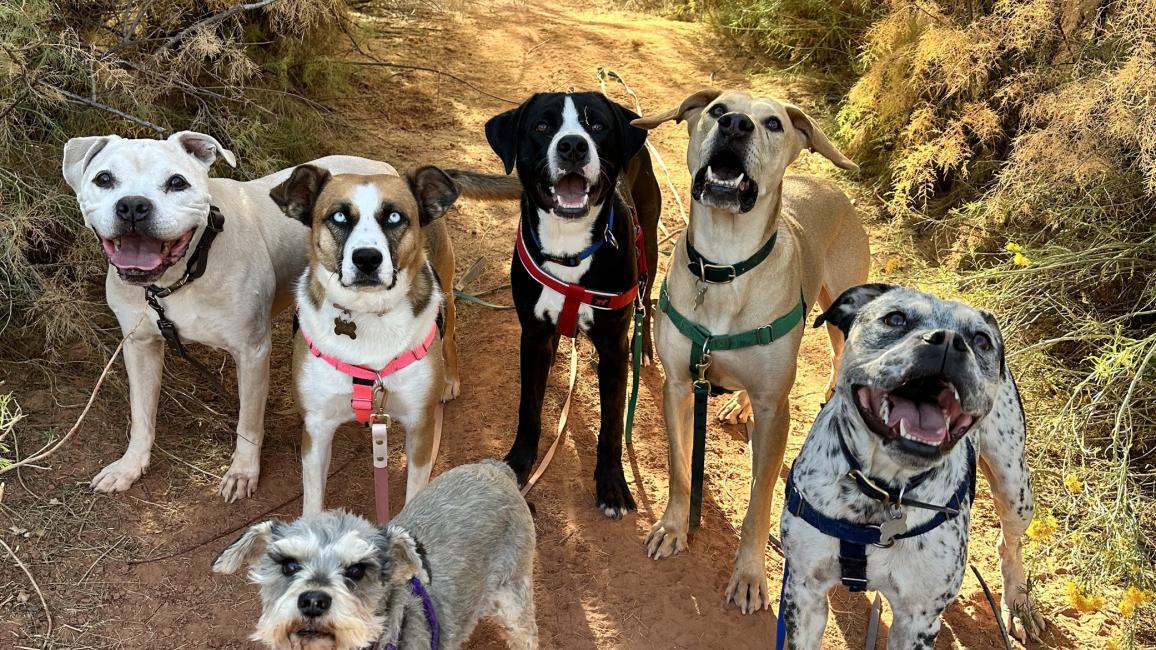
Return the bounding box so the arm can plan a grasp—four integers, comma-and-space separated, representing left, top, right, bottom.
401, 403, 436, 502
220, 335, 271, 502
592, 329, 634, 518
92, 333, 165, 493
646, 376, 694, 558
781, 564, 831, 650
505, 329, 560, 484
727, 389, 791, 614
301, 411, 341, 515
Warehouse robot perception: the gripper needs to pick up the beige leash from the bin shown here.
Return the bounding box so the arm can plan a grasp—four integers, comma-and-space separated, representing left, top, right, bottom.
521, 338, 579, 496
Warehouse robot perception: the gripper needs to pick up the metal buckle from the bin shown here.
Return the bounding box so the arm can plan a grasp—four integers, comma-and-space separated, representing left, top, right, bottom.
697, 259, 737, 284
370, 382, 391, 426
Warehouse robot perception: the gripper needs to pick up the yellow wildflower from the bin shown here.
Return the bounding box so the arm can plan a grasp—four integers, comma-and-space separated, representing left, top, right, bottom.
1064, 472, 1083, 494
1119, 585, 1155, 616
1025, 512, 1058, 540
1066, 580, 1105, 613
1005, 241, 1024, 253
883, 257, 903, 274
1107, 639, 1121, 650
1013, 251, 1031, 267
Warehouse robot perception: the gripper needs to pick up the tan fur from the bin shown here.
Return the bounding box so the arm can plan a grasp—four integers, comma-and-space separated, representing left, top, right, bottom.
634, 90, 871, 613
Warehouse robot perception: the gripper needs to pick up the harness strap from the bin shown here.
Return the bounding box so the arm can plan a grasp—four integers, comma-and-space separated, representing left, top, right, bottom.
375, 576, 441, 650
527, 205, 617, 267
658, 280, 806, 527
686, 231, 778, 284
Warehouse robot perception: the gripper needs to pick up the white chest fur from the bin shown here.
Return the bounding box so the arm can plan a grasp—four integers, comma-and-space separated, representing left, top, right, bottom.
531, 206, 602, 332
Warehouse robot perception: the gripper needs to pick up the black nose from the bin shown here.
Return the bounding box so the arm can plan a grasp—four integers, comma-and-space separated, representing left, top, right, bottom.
351, 247, 383, 274
115, 196, 153, 224
718, 112, 755, 139
297, 591, 331, 618
922, 329, 968, 353
556, 134, 590, 165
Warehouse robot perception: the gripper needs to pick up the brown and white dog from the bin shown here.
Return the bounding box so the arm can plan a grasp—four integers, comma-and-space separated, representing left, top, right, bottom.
270, 164, 481, 515
633, 90, 871, 613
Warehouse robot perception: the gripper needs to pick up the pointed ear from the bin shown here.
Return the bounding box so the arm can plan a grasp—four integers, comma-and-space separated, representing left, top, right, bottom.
485, 98, 532, 175
980, 310, 1009, 379
378, 525, 430, 584
606, 97, 648, 161
270, 164, 331, 226
212, 520, 282, 574
408, 166, 461, 225
784, 104, 858, 172
62, 136, 116, 191
168, 131, 237, 169
631, 89, 722, 130
814, 283, 900, 337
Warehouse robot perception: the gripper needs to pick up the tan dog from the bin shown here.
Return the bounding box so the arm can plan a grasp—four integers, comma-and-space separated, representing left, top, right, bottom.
633, 90, 870, 613
270, 165, 462, 514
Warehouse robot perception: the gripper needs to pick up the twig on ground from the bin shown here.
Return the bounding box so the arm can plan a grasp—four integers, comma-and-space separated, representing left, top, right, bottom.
0, 537, 53, 645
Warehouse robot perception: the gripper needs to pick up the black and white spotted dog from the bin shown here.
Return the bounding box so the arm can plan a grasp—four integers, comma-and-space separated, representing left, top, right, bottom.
779, 284, 1044, 648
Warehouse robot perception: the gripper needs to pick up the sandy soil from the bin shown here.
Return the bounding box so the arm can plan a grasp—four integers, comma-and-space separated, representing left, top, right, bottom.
0, 1, 1114, 648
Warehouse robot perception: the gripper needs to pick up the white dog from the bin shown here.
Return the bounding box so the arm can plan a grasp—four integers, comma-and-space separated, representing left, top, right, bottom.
63, 131, 396, 501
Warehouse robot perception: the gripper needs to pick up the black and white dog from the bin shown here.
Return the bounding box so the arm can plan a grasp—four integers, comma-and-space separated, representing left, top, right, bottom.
485, 92, 661, 517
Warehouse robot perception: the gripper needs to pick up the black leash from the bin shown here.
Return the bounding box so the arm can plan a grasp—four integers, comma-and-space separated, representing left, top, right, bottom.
143, 206, 226, 390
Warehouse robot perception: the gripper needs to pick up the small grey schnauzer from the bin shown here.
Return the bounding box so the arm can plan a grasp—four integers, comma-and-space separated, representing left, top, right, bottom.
212, 460, 538, 650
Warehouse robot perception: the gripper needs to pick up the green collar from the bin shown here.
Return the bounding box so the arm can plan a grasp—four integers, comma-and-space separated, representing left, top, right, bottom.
685, 231, 777, 284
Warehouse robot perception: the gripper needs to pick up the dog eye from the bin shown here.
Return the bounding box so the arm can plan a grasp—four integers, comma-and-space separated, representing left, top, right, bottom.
93, 171, 114, 188
709, 104, 727, 118
589, 121, 605, 134
972, 332, 993, 352
166, 175, 189, 192
281, 560, 302, 576
882, 311, 907, 327
765, 117, 783, 132
344, 564, 366, 581
331, 211, 348, 224
385, 211, 405, 225
534, 121, 549, 133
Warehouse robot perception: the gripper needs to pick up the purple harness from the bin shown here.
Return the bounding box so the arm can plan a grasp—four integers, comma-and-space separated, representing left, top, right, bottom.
369, 576, 440, 650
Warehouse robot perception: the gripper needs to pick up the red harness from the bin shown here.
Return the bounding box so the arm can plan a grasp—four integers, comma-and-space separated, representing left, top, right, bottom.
515, 207, 648, 337
299, 320, 438, 424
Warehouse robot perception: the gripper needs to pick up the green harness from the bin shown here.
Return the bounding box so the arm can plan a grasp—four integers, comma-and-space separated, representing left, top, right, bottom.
657, 261, 806, 528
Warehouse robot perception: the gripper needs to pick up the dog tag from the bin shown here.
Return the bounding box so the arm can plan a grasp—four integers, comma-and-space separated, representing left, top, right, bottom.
877, 507, 907, 546
334, 314, 357, 339
694, 282, 707, 311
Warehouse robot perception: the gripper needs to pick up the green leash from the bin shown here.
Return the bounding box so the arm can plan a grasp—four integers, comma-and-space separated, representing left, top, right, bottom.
624, 306, 645, 445
658, 281, 806, 527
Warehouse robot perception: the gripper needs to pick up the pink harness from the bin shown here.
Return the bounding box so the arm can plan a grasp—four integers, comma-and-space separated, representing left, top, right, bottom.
298, 319, 438, 523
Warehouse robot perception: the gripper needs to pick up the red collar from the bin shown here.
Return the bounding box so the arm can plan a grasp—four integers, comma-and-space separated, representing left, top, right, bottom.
515, 214, 645, 337
299, 319, 439, 424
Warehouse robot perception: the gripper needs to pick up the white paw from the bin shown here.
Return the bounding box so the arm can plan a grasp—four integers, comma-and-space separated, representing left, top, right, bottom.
91, 455, 148, 493
219, 456, 260, 503
717, 391, 754, 424
441, 376, 461, 402
725, 562, 770, 615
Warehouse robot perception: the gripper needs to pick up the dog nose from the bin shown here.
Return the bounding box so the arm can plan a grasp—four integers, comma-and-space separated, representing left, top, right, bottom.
556, 134, 589, 164
351, 247, 383, 274
923, 330, 969, 353
297, 591, 331, 618
115, 196, 153, 224
718, 113, 755, 139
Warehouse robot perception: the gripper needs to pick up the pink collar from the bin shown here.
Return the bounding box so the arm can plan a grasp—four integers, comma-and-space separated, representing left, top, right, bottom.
299, 319, 439, 424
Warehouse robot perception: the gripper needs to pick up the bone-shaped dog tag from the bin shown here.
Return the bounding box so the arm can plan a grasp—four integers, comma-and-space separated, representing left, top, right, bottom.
877, 508, 908, 546
334, 315, 357, 339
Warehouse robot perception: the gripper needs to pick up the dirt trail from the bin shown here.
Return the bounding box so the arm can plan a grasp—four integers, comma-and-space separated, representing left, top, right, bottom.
2, 1, 1093, 649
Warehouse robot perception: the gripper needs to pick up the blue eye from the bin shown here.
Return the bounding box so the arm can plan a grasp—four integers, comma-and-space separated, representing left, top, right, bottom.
332, 211, 347, 224
386, 211, 403, 225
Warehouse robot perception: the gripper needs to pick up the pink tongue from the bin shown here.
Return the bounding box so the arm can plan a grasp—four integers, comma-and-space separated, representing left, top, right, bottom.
110, 234, 164, 271
554, 174, 587, 204
887, 395, 947, 444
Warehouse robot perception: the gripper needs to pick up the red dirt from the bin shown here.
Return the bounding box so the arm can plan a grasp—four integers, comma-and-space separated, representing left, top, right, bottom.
0, 1, 1116, 649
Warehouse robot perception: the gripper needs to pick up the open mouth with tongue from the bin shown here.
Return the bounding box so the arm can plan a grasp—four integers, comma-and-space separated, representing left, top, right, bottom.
545, 172, 593, 217
99, 228, 196, 284
853, 375, 976, 457
692, 150, 759, 212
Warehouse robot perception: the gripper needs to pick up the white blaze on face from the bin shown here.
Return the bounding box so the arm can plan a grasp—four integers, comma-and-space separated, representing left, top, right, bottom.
547, 96, 601, 190
342, 183, 393, 285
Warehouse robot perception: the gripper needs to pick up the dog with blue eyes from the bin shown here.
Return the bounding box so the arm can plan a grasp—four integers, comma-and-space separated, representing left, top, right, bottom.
212, 461, 538, 650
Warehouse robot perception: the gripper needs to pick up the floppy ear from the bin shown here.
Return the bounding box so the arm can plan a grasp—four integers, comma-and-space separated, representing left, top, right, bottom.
378, 525, 430, 584
485, 97, 533, 175
270, 164, 331, 226
813, 283, 899, 337
62, 136, 116, 191
784, 104, 858, 172
631, 89, 722, 130
212, 520, 281, 574
980, 310, 1009, 379
168, 131, 237, 169
408, 166, 461, 225
606, 97, 648, 161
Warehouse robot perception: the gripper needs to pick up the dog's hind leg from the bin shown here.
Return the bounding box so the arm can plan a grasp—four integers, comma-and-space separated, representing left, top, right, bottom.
979, 377, 1044, 643
440, 287, 461, 402
492, 575, 538, 650
92, 333, 164, 493
220, 333, 271, 502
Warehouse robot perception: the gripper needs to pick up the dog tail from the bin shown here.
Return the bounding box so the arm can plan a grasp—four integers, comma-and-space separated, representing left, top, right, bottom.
445, 170, 522, 201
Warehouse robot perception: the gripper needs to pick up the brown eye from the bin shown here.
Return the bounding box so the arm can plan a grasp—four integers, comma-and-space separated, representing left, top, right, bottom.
589, 122, 605, 133
93, 171, 114, 188
973, 332, 993, 352
883, 311, 907, 327
166, 175, 188, 192
344, 564, 366, 581
281, 560, 302, 576
709, 104, 727, 118
535, 121, 549, 133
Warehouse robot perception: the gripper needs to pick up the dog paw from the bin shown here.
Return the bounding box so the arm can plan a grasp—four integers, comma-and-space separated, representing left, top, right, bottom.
717, 391, 754, 424
219, 456, 260, 503
91, 455, 148, 493
441, 376, 461, 402
645, 519, 688, 559
1005, 596, 1045, 645
595, 470, 636, 520
725, 564, 770, 615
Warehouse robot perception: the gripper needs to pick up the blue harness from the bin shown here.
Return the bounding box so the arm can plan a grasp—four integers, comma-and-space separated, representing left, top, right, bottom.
774, 432, 976, 649
526, 205, 617, 267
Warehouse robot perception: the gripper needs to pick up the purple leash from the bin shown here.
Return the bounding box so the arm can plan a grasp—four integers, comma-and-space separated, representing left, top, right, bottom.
374, 576, 440, 650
